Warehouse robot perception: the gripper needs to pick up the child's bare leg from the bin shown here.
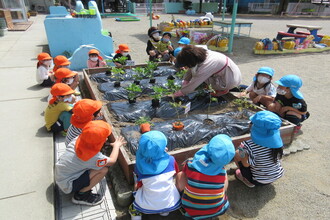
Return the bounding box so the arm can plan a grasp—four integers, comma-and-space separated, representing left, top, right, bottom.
286, 111, 302, 119
259, 96, 275, 107
80, 167, 108, 192
249, 91, 257, 101
267, 101, 281, 113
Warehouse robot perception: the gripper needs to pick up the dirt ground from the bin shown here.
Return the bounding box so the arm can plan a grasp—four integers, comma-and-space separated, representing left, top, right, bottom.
101, 14, 330, 219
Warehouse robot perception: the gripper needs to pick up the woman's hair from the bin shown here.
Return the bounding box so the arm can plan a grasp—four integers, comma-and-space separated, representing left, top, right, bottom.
253, 74, 272, 91
176, 45, 207, 68
271, 147, 283, 163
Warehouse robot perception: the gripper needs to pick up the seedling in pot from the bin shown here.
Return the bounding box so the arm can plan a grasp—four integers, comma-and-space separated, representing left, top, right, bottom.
113, 56, 128, 66
165, 79, 181, 95
170, 101, 186, 131
125, 83, 142, 104
150, 86, 165, 108
233, 97, 258, 112
111, 67, 125, 87
135, 116, 154, 134
132, 68, 144, 85
204, 85, 218, 125
175, 68, 188, 80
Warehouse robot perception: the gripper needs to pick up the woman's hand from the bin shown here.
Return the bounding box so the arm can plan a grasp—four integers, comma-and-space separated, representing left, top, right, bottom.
149, 50, 156, 56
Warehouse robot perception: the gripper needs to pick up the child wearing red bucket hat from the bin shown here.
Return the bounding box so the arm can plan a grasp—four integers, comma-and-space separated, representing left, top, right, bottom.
129, 131, 181, 219
55, 120, 126, 206
176, 134, 235, 220
44, 83, 75, 133
65, 99, 103, 146
53, 55, 71, 72
113, 44, 132, 67
234, 111, 284, 188
87, 49, 106, 68
54, 68, 79, 91
36, 52, 55, 87
267, 74, 309, 133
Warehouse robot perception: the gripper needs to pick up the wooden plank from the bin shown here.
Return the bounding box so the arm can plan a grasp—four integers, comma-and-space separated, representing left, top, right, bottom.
286, 24, 322, 30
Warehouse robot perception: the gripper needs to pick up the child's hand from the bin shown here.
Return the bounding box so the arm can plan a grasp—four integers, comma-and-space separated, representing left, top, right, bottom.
168, 45, 174, 51
110, 136, 126, 148
163, 50, 169, 54
149, 50, 156, 56
253, 95, 262, 104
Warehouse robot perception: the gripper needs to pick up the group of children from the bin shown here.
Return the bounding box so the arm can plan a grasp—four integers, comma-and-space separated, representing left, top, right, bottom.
244, 67, 309, 132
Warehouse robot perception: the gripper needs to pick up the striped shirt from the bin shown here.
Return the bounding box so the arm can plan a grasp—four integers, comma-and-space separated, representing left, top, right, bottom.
181, 160, 229, 220
242, 139, 284, 184
65, 125, 82, 147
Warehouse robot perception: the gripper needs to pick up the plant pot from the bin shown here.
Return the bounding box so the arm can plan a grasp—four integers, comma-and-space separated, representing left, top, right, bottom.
0, 28, 7, 37
105, 70, 111, 75
140, 123, 151, 133
167, 75, 175, 80
151, 99, 160, 108
203, 118, 215, 125
114, 81, 121, 87
133, 80, 140, 85
128, 98, 136, 104
172, 121, 184, 131
149, 78, 156, 84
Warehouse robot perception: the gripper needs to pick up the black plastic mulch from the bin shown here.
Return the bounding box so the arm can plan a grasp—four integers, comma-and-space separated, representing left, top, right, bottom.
121, 110, 253, 156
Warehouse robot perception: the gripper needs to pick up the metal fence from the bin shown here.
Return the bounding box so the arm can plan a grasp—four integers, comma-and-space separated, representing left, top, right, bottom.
248, 3, 279, 13
135, 3, 164, 14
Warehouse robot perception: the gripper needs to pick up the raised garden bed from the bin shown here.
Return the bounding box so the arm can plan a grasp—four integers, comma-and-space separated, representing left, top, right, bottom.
83, 63, 296, 184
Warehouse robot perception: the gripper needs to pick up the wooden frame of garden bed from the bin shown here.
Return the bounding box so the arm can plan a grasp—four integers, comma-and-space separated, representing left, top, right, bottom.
83, 65, 296, 184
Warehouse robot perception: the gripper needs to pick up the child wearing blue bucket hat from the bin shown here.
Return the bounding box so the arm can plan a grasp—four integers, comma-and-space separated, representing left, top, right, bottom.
129, 131, 181, 219
234, 111, 284, 188
176, 134, 235, 220
173, 37, 190, 57
244, 67, 277, 107
267, 74, 309, 133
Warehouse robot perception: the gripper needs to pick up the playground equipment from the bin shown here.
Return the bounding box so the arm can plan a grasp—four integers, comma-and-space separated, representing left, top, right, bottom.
44, 1, 114, 70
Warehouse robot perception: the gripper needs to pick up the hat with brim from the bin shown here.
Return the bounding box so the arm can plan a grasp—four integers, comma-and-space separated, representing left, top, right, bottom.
49, 83, 75, 104
54, 55, 71, 66
178, 37, 190, 45
71, 99, 102, 129
191, 134, 235, 176
149, 29, 161, 37
253, 66, 274, 81
55, 68, 77, 83
275, 75, 304, 99
88, 49, 103, 61
136, 131, 170, 175
75, 120, 112, 161
250, 111, 283, 149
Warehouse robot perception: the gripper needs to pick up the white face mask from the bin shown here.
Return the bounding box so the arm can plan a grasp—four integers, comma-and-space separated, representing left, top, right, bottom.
63, 96, 73, 103
277, 88, 287, 95
43, 60, 52, 66
122, 52, 129, 57
152, 33, 160, 38
90, 57, 98, 62
162, 38, 170, 43
65, 78, 74, 85
257, 76, 270, 84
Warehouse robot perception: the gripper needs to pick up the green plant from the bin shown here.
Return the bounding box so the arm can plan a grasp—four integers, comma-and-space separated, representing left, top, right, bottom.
150, 86, 165, 100
113, 56, 128, 65
135, 116, 154, 126
144, 61, 158, 78
165, 79, 181, 94
132, 67, 146, 81
111, 67, 125, 81
175, 69, 188, 80
206, 85, 218, 119
170, 101, 186, 120
233, 97, 258, 112
125, 83, 142, 100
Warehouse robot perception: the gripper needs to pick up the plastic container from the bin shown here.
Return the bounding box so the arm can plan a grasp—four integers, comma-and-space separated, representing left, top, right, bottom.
0, 28, 7, 37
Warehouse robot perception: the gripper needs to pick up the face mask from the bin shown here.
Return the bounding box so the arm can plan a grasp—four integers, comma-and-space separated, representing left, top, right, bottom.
90, 57, 98, 62
152, 33, 160, 38
257, 76, 270, 84
63, 96, 73, 103
43, 60, 52, 66
277, 88, 287, 95
162, 38, 170, 43
65, 78, 74, 85
122, 52, 129, 57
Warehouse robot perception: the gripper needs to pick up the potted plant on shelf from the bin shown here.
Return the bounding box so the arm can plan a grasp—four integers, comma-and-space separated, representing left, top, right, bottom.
111, 67, 125, 87
125, 83, 142, 104
135, 116, 154, 134
170, 101, 186, 131
132, 67, 145, 85
150, 86, 165, 108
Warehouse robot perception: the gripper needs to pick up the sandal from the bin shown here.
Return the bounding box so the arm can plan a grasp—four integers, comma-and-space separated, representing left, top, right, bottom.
235, 169, 255, 188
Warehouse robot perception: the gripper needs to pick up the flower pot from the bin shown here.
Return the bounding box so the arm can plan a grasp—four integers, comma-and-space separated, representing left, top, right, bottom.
114, 81, 121, 87
172, 121, 184, 131
151, 99, 160, 108
203, 118, 215, 125
140, 123, 151, 133
133, 80, 140, 85
167, 75, 175, 80
149, 78, 156, 84
105, 70, 112, 75
128, 98, 136, 104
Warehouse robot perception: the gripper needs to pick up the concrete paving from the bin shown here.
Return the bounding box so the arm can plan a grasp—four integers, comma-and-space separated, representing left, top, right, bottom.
0, 16, 54, 219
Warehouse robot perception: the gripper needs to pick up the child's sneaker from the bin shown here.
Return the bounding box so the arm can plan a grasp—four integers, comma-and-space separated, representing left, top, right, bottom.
72, 190, 103, 206
235, 169, 255, 188
129, 204, 142, 220
294, 125, 302, 134
159, 212, 169, 216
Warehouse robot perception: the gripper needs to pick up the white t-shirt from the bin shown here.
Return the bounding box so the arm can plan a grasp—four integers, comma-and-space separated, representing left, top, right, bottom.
246, 82, 277, 97
36, 65, 49, 84
55, 138, 109, 194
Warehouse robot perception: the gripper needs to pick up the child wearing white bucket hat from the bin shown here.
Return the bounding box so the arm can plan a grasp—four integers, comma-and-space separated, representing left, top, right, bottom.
129, 131, 181, 219
244, 67, 277, 107
234, 111, 284, 188
267, 74, 309, 133
176, 134, 235, 220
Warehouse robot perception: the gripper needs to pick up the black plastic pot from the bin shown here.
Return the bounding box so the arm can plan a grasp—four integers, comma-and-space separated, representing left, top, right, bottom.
105, 70, 111, 75
167, 75, 175, 80
149, 78, 156, 84
114, 81, 121, 87
133, 80, 140, 85
151, 99, 160, 108
128, 98, 136, 104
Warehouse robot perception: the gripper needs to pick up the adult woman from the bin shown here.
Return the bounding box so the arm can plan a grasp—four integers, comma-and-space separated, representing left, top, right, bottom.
174, 45, 242, 97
